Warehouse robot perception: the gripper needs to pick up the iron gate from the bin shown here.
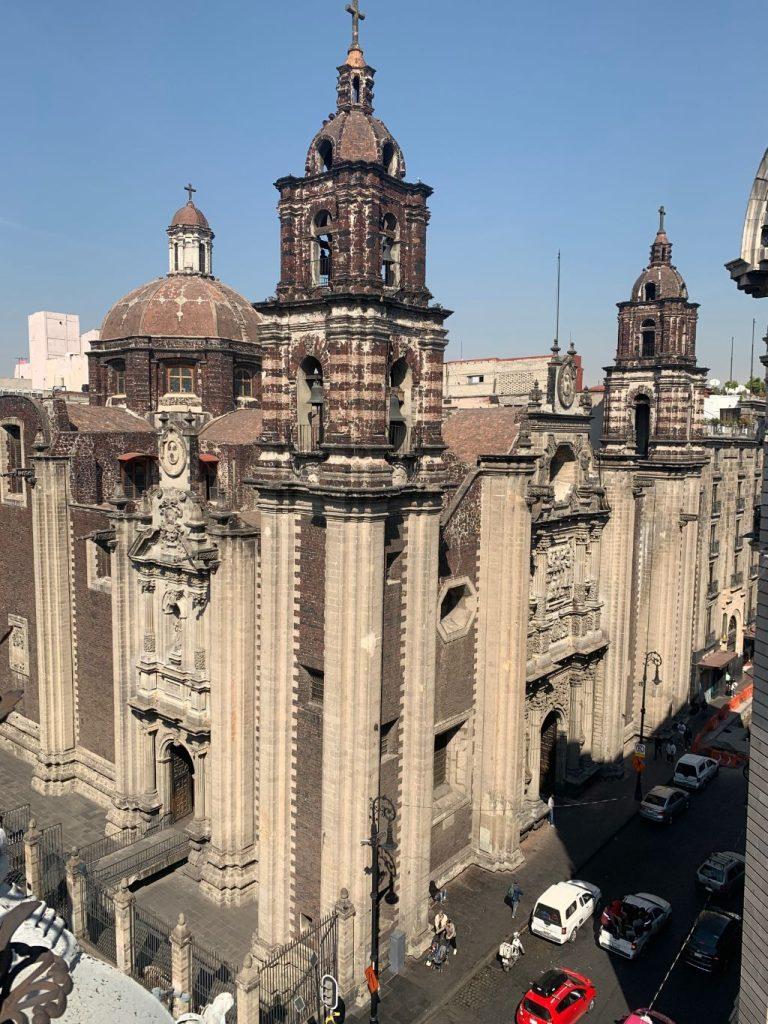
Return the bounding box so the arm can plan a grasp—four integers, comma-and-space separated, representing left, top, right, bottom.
84, 870, 117, 964
259, 913, 338, 1024
191, 938, 238, 1021
132, 903, 172, 993
39, 822, 70, 923
1, 802, 30, 887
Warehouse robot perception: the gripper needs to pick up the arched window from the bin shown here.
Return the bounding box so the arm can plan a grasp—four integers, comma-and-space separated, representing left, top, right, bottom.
312, 211, 333, 286
641, 319, 656, 358
1, 424, 23, 496
174, 243, 179, 272
635, 396, 651, 458
644, 282, 656, 301
352, 75, 361, 104
388, 358, 412, 453
382, 141, 398, 177
234, 367, 254, 398
381, 213, 400, 286
317, 138, 333, 172
198, 242, 206, 274
549, 444, 577, 501
297, 356, 325, 452
167, 365, 195, 394
111, 359, 126, 396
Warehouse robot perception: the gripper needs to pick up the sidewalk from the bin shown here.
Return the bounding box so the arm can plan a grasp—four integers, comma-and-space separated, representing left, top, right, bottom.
351, 749, 687, 1024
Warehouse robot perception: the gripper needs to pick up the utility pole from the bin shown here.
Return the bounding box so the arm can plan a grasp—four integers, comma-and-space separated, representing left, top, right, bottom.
750, 318, 756, 383
730, 336, 734, 383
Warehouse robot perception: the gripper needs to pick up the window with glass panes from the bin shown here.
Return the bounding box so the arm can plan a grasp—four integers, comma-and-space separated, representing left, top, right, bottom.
167, 366, 194, 394
3, 425, 22, 494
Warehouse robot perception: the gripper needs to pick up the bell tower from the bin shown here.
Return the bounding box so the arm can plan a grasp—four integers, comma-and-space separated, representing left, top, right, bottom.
252, 3, 448, 976
602, 208, 707, 459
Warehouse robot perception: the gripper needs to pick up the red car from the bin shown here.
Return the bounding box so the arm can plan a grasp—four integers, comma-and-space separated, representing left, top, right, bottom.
516, 968, 596, 1024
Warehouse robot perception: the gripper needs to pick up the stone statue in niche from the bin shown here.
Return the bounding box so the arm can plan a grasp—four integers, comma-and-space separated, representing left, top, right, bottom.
545, 543, 573, 607
162, 590, 187, 667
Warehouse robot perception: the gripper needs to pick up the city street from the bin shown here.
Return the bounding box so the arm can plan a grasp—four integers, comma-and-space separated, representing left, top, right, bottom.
432, 767, 746, 1024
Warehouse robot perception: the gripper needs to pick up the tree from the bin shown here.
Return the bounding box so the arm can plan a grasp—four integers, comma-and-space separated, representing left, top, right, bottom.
747, 376, 765, 394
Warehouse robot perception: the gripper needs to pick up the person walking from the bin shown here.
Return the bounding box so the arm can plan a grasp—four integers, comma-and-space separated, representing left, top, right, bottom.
547, 794, 555, 828
433, 907, 448, 938
444, 918, 458, 956
665, 739, 676, 764
506, 880, 523, 919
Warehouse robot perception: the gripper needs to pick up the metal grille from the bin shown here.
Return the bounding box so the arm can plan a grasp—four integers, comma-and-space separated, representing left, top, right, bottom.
1, 802, 30, 887
191, 939, 238, 1021
79, 812, 173, 869
259, 913, 338, 1024
93, 829, 189, 887
132, 903, 172, 993
39, 823, 70, 923
84, 871, 117, 964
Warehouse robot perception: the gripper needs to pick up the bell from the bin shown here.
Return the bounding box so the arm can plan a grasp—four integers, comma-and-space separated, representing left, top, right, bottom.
388, 391, 405, 424
309, 375, 325, 407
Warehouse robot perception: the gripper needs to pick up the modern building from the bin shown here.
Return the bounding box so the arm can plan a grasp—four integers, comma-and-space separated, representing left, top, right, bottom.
11, 311, 98, 393
443, 354, 580, 409
0, 14, 757, 1006
727, 147, 768, 1024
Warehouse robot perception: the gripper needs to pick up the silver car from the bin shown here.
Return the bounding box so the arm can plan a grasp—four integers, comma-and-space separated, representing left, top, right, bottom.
639, 785, 690, 824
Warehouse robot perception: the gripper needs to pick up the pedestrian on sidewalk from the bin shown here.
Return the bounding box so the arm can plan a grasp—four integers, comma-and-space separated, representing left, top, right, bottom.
665, 739, 676, 764
684, 724, 693, 749
547, 794, 555, 828
444, 919, 458, 956
506, 881, 523, 919
433, 907, 448, 938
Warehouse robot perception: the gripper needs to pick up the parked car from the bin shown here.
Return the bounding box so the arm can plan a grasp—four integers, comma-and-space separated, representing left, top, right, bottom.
673, 753, 719, 791
516, 968, 596, 1024
620, 1012, 677, 1024
696, 851, 745, 897
639, 786, 690, 824
597, 893, 671, 959
683, 909, 741, 973
530, 880, 602, 945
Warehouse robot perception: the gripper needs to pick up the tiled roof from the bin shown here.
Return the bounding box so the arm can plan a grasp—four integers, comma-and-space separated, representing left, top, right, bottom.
199, 408, 263, 444
65, 404, 154, 433
442, 407, 521, 466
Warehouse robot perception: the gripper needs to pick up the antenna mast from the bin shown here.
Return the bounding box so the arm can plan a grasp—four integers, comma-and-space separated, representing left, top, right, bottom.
750, 318, 756, 382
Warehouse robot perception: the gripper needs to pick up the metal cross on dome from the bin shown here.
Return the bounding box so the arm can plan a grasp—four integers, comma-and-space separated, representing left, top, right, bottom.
345, 0, 365, 49
658, 205, 666, 232
185, 183, 196, 204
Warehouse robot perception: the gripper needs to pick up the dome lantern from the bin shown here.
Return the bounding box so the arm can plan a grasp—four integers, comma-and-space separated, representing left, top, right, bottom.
167, 184, 214, 277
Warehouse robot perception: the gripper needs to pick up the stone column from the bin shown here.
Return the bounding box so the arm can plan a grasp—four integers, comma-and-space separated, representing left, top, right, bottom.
23, 818, 43, 896
140, 723, 158, 804
201, 529, 258, 906
566, 676, 584, 775
396, 499, 440, 954
320, 502, 385, 985
472, 458, 535, 868
113, 880, 135, 974
31, 456, 77, 794
235, 942, 262, 1024
335, 888, 357, 1000
65, 851, 86, 939
171, 913, 193, 1017
256, 494, 299, 951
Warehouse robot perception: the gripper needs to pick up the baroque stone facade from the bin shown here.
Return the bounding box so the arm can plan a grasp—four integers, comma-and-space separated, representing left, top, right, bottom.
0, 17, 760, 1000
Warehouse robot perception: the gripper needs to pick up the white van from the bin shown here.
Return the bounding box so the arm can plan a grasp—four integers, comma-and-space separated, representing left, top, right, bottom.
530, 879, 602, 945
673, 753, 718, 791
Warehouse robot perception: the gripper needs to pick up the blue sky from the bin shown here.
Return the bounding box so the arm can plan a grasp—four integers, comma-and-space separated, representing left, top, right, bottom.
1, 0, 765, 384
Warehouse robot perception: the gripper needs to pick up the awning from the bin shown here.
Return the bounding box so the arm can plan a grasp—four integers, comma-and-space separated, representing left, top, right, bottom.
698, 649, 737, 670
744, 624, 756, 639
118, 451, 157, 462
199, 453, 219, 464
0, 689, 23, 723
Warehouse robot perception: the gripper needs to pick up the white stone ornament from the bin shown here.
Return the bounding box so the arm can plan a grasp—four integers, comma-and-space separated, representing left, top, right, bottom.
557, 362, 576, 409
160, 427, 188, 479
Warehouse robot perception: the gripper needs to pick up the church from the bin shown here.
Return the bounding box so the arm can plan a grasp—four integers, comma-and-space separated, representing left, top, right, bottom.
0, 6, 760, 986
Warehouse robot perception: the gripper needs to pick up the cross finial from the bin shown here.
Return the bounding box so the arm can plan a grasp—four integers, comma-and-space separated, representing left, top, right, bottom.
658, 205, 666, 233
345, 0, 365, 50
185, 183, 196, 204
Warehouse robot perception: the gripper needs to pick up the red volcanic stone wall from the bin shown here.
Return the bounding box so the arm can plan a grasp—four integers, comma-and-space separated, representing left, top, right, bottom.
71, 507, 115, 762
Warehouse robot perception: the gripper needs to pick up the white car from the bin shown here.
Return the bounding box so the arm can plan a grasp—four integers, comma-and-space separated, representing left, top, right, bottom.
598, 893, 672, 959
673, 753, 718, 791
530, 879, 602, 945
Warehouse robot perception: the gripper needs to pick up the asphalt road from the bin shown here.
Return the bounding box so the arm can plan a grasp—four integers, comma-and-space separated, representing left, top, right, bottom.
440, 767, 747, 1024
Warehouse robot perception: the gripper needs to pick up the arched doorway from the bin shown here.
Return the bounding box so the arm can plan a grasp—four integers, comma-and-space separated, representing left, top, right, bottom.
539, 712, 560, 799
727, 615, 738, 651
168, 744, 195, 822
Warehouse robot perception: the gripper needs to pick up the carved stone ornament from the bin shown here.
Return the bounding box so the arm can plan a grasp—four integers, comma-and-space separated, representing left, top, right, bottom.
0, 899, 73, 1024
7, 615, 29, 677
557, 360, 576, 409
546, 543, 573, 607
158, 490, 187, 548
159, 426, 188, 479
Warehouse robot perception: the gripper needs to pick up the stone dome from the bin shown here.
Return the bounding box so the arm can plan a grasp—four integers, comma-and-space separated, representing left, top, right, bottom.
170, 200, 210, 230
306, 109, 406, 178
631, 260, 689, 302
100, 275, 261, 343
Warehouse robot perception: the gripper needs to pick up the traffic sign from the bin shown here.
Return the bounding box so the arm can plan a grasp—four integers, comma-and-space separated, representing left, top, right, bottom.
635, 742, 646, 756
321, 974, 339, 1010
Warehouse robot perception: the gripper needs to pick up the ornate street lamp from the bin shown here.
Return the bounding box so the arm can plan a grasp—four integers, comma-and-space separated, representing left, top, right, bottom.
362, 796, 397, 1024
634, 651, 662, 802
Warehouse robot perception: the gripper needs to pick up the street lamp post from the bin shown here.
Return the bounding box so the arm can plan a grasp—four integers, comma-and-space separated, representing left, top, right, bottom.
634, 650, 663, 801
364, 796, 397, 1024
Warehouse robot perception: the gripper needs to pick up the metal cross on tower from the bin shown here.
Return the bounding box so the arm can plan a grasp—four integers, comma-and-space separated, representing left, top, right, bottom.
658, 205, 666, 232
185, 183, 196, 204
345, 0, 365, 49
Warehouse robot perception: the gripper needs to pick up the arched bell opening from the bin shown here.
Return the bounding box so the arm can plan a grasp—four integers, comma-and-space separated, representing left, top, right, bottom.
388, 358, 412, 453
297, 356, 325, 453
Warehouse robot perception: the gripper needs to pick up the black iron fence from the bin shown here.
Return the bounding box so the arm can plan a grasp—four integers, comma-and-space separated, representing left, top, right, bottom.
132, 903, 173, 993
38, 822, 70, 923
259, 912, 338, 1024
79, 811, 174, 869
93, 829, 188, 887
84, 870, 117, 964
1, 802, 30, 888
191, 938, 239, 1021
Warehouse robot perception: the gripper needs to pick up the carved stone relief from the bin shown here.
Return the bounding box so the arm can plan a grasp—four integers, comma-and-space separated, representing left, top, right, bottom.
8, 615, 28, 676
546, 542, 573, 608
